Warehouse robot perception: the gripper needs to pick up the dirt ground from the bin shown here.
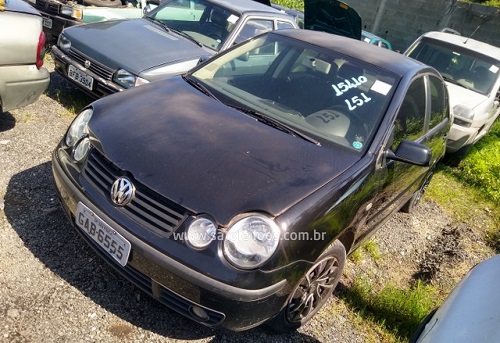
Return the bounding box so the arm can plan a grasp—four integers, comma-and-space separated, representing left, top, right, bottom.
0, 59, 494, 343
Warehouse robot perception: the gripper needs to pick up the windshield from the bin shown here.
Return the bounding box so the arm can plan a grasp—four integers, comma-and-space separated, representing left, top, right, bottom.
147, 0, 240, 51
190, 33, 398, 151
407, 38, 500, 95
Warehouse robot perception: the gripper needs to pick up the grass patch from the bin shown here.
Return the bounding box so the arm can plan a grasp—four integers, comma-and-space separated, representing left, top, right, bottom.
274, 0, 304, 10
343, 278, 440, 340
350, 241, 381, 264
426, 120, 500, 251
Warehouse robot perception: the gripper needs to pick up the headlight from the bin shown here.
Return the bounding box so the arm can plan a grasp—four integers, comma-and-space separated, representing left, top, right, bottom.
72, 137, 90, 162
113, 69, 149, 89
57, 34, 71, 52
61, 5, 82, 20
453, 105, 474, 120
65, 108, 93, 147
223, 214, 280, 269
186, 217, 217, 249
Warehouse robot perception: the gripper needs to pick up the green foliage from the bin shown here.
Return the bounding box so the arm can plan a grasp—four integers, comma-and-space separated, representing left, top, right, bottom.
465, 0, 500, 7
344, 278, 440, 340
451, 121, 500, 204
274, 0, 303, 11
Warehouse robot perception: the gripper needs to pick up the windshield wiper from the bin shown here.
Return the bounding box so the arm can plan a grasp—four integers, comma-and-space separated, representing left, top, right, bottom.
169, 28, 203, 47
145, 17, 170, 32
183, 76, 220, 102
229, 105, 321, 146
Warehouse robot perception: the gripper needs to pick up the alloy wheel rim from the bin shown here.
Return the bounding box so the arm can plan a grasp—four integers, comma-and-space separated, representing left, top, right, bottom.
286, 255, 340, 323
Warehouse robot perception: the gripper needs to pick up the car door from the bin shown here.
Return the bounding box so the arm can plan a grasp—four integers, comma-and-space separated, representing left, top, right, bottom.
353, 73, 448, 243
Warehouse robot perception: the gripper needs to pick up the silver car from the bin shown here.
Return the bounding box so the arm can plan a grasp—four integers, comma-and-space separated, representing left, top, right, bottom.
412, 255, 500, 342
0, 0, 50, 114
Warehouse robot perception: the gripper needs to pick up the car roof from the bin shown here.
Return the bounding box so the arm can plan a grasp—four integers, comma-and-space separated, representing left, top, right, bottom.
273, 29, 424, 77
420, 31, 500, 61
209, 0, 283, 15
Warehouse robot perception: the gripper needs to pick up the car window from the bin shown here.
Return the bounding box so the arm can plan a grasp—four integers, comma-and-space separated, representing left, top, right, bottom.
234, 19, 274, 46
407, 38, 499, 95
392, 77, 426, 149
428, 75, 445, 130
191, 34, 398, 151
148, 0, 240, 51
277, 20, 295, 30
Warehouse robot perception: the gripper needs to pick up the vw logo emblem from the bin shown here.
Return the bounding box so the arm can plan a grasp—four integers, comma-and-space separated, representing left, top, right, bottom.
84, 60, 91, 69
110, 177, 135, 206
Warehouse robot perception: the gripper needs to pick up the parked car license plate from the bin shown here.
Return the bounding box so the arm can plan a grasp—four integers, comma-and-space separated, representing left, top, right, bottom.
76, 202, 131, 267
42, 17, 52, 29
68, 65, 93, 90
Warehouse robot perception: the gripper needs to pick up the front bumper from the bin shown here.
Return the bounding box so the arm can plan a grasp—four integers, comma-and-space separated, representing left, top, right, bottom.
51, 46, 123, 98
51, 146, 291, 331
446, 123, 478, 153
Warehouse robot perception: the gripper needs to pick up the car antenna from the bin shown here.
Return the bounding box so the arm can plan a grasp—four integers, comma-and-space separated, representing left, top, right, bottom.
464, 9, 499, 44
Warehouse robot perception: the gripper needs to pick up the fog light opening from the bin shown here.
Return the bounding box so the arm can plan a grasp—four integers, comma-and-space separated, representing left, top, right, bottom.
190, 305, 210, 321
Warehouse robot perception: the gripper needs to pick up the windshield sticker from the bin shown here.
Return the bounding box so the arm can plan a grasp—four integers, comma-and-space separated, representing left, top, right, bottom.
227, 15, 238, 24
370, 80, 391, 95
332, 76, 368, 96
345, 93, 371, 111
490, 65, 499, 74
352, 141, 363, 149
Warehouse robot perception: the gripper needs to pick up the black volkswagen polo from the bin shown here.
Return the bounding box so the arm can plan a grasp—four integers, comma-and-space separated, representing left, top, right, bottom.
52, 29, 450, 332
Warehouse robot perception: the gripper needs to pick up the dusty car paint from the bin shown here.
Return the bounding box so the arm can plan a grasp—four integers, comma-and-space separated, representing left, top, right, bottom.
52, 29, 449, 331
412, 255, 500, 343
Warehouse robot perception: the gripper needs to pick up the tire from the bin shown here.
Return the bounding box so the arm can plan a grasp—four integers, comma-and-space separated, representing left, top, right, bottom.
400, 171, 433, 213
267, 240, 346, 333
82, 0, 122, 7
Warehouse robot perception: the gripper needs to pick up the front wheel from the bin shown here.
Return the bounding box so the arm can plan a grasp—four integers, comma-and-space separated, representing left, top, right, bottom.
267, 240, 346, 333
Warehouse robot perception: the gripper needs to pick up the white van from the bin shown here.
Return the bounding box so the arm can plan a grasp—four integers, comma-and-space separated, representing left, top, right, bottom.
405, 31, 500, 156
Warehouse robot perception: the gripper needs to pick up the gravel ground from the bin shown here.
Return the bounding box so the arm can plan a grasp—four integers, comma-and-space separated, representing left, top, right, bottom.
0, 60, 493, 343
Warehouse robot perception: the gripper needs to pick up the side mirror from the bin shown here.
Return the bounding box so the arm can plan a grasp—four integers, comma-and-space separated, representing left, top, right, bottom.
386, 140, 432, 166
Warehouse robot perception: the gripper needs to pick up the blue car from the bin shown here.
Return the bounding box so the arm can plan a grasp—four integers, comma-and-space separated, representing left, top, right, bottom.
362, 30, 393, 50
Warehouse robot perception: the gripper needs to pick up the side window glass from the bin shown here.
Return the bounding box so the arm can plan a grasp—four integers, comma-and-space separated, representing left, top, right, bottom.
392, 77, 426, 150
277, 21, 295, 30
428, 75, 445, 129
233, 19, 273, 46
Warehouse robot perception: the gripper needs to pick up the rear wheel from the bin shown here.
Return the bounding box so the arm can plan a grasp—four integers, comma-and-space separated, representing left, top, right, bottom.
268, 240, 346, 333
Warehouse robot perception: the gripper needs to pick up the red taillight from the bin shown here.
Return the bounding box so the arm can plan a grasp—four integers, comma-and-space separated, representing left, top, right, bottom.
36, 31, 46, 69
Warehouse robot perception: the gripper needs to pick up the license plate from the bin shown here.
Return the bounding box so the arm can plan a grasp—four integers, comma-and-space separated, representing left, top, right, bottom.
76, 202, 131, 267
42, 17, 52, 29
68, 65, 93, 90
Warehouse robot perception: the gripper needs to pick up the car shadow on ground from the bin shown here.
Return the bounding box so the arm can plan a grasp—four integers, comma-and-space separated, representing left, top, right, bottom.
45, 68, 94, 113
0, 111, 16, 132
4, 162, 321, 343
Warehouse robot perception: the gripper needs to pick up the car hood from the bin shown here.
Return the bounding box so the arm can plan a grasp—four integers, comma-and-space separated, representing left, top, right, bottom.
446, 83, 488, 111
64, 19, 210, 75
89, 77, 360, 225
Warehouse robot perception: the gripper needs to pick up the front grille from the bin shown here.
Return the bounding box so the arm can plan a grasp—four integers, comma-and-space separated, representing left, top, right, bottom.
35, 0, 60, 15
82, 149, 188, 236
68, 49, 114, 81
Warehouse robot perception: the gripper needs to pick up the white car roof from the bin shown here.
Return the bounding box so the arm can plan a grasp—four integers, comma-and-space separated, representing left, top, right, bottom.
421, 31, 500, 61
